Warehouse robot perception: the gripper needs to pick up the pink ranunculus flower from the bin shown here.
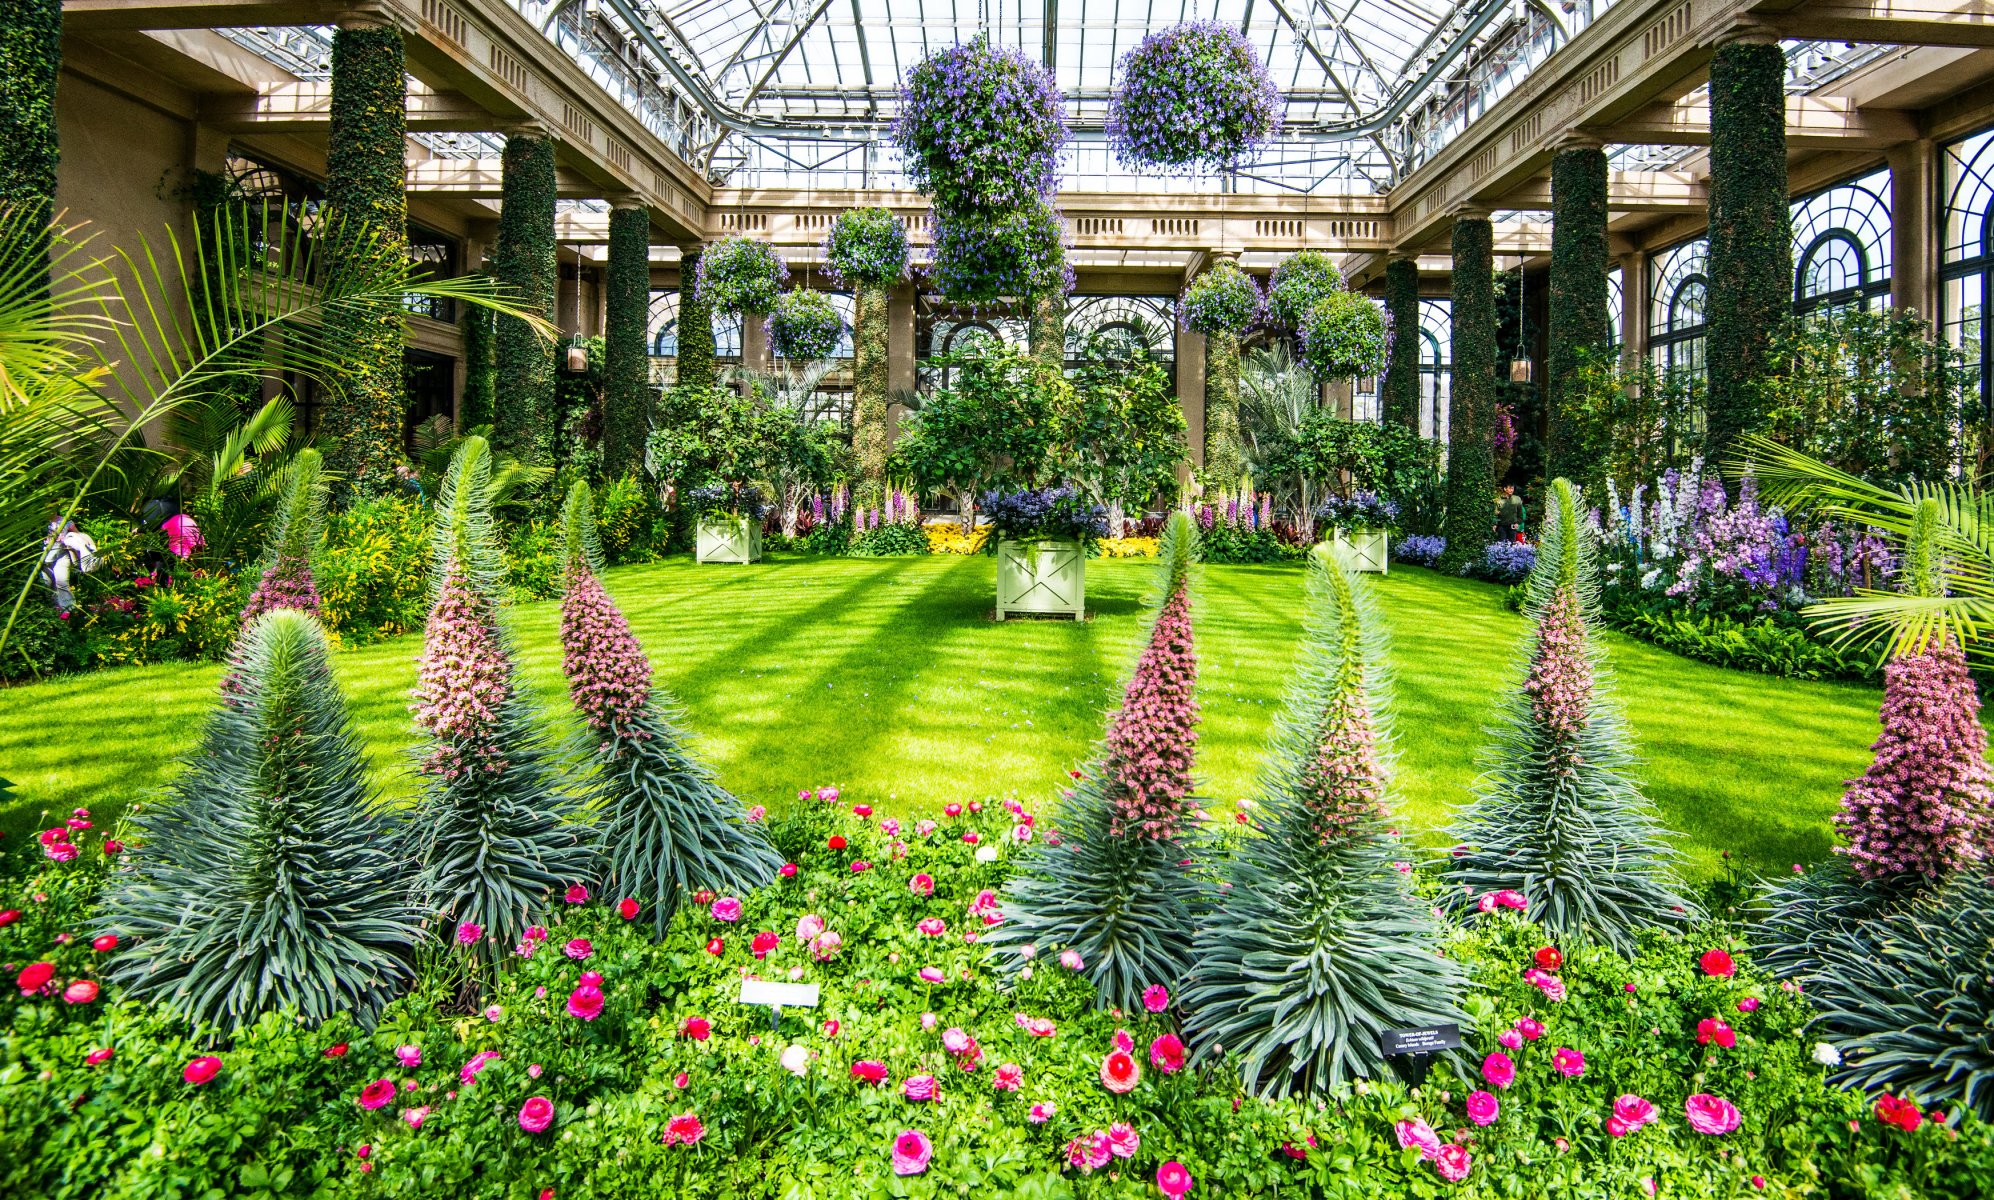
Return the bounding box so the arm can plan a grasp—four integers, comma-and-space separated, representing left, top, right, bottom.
891, 1129, 933, 1175
1515, 1017, 1545, 1041
460, 1050, 502, 1084
711, 896, 743, 922
810, 930, 843, 960
796, 914, 826, 942
396, 1044, 422, 1068
1060, 949, 1084, 971
1497, 1029, 1523, 1050
993, 1063, 1023, 1091
1099, 1050, 1141, 1094
1481, 1051, 1515, 1090
1142, 984, 1170, 1013
909, 872, 934, 896
358, 1079, 396, 1110
920, 1012, 937, 1030
901, 1074, 938, 1101
1107, 1122, 1139, 1159
565, 884, 589, 904
1113, 1029, 1135, 1054
1150, 1033, 1186, 1073
1028, 1101, 1057, 1123
1395, 1117, 1442, 1161
663, 1112, 704, 1145
917, 966, 945, 984
564, 938, 593, 960
1434, 1144, 1472, 1183
401, 1105, 431, 1129
1015, 1013, 1056, 1037
1465, 1090, 1499, 1126
1157, 1160, 1194, 1198
566, 984, 604, 1021
917, 917, 946, 936
1685, 1092, 1741, 1135
1614, 1094, 1658, 1130
455, 922, 482, 946
941, 1027, 972, 1054
518, 1096, 554, 1133
880, 818, 900, 836
1552, 1047, 1586, 1077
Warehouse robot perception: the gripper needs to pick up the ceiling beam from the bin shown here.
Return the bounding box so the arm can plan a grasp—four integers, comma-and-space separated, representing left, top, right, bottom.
60, 0, 329, 31
406, 158, 601, 197
1496, 169, 1708, 211
1595, 94, 1919, 149
198, 82, 491, 133
1767, 0, 1994, 49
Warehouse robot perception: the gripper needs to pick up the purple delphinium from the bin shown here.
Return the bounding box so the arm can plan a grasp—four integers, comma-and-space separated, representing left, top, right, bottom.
894, 36, 1066, 213
1835, 639, 1994, 881
1107, 21, 1282, 172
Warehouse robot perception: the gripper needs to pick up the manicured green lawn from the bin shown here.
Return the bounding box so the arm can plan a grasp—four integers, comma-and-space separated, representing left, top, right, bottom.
0, 554, 1882, 878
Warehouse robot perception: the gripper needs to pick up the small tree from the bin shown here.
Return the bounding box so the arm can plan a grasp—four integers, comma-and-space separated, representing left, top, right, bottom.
100, 608, 423, 1031
559, 482, 782, 936
409, 438, 593, 957
988, 513, 1204, 1010
1069, 334, 1187, 525
1444, 478, 1697, 952
1187, 544, 1465, 1095
896, 341, 1074, 529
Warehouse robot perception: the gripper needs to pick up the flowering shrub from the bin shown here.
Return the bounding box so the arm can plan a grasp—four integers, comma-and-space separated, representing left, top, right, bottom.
1095, 536, 1160, 558
980, 487, 1109, 545
823, 207, 910, 287
1176, 261, 1261, 335
1297, 291, 1389, 381
768, 289, 844, 361
893, 35, 1065, 213
315, 496, 432, 644
1107, 21, 1282, 171
693, 237, 788, 316
1264, 249, 1342, 330
1394, 533, 1446, 568
928, 202, 1071, 304
923, 520, 991, 555
1315, 490, 1399, 533
1467, 540, 1537, 585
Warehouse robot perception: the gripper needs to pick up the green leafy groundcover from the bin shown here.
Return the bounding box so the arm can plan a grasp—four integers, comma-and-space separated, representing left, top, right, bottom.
3, 796, 1986, 1198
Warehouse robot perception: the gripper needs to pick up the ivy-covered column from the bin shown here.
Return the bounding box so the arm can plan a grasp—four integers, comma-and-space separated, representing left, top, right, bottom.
1203, 329, 1245, 490
460, 286, 495, 428
1441, 211, 1496, 572
319, 15, 409, 496
675, 244, 715, 392
1382, 257, 1421, 434
492, 128, 557, 466
0, 0, 60, 276
1704, 31, 1791, 470
602, 199, 652, 480
853, 283, 890, 507
1547, 140, 1609, 490
1029, 290, 1065, 369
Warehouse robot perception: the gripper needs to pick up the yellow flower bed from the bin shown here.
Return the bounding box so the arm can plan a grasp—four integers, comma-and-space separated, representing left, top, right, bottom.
923, 521, 990, 555
1097, 537, 1160, 558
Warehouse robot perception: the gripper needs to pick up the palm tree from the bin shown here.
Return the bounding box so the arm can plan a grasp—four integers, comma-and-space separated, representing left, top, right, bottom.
0, 202, 551, 651
1742, 435, 1994, 663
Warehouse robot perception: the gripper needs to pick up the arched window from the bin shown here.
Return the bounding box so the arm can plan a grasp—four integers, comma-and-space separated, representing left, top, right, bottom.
1606, 266, 1623, 348
646, 291, 742, 371
1943, 128, 1994, 417
1790, 167, 1892, 315
1064, 295, 1177, 378
1418, 298, 1451, 443
1649, 238, 1708, 378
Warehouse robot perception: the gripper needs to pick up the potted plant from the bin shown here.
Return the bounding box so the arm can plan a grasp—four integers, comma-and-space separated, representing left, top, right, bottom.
982, 487, 1108, 619
1318, 490, 1398, 573
688, 483, 766, 564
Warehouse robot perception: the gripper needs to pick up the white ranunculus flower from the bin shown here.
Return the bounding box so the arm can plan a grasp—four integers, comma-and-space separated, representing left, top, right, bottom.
780, 1044, 810, 1076
1811, 1042, 1842, 1067
974, 844, 999, 863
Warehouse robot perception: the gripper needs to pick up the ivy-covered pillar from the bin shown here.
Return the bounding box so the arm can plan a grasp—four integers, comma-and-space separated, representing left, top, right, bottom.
1547, 139, 1610, 490
1382, 257, 1421, 434
1441, 211, 1496, 572
460, 286, 495, 428
1703, 30, 1791, 470
602, 198, 652, 481
492, 128, 557, 466
319, 14, 411, 497
675, 244, 715, 392
853, 282, 891, 508
1203, 329, 1245, 491
1029, 290, 1064, 369
0, 0, 60, 277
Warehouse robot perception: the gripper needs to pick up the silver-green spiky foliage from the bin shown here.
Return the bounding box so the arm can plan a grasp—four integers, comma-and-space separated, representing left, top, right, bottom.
99, 610, 423, 1031
256, 447, 328, 578
984, 512, 1205, 1012
561, 478, 607, 579
409, 441, 594, 955
559, 480, 780, 938
1185, 544, 1466, 1095
1798, 869, 1994, 1118
1443, 479, 1697, 953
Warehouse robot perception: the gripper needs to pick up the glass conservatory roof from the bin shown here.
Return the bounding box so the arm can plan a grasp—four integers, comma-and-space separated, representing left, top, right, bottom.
512, 0, 1609, 191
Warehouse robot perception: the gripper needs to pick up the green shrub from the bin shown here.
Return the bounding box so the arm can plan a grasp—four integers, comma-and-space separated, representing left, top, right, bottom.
503, 519, 563, 602
848, 522, 929, 557
595, 474, 663, 565
316, 496, 431, 644
1604, 604, 1882, 683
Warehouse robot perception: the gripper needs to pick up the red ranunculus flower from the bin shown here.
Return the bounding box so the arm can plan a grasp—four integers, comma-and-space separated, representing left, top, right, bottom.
851, 1060, 889, 1083
752, 931, 779, 959
358, 1078, 396, 1109
663, 1112, 704, 1146
778, 863, 798, 878
682, 1017, 712, 1040
1149, 1033, 1186, 1073
184, 1056, 223, 1085
90, 934, 117, 952
84, 1046, 114, 1065
62, 980, 99, 1005
705, 937, 724, 956
828, 835, 847, 851
1533, 945, 1563, 971
0, 909, 20, 927
618, 898, 640, 921
566, 984, 605, 1021
1699, 949, 1736, 978
1099, 1050, 1141, 1094
324, 1042, 349, 1057
16, 961, 54, 995
1875, 1094, 1923, 1133
564, 884, 589, 905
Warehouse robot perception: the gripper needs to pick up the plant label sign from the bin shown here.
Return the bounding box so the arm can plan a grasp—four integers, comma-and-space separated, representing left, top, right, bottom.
739, 981, 820, 1009
1379, 1024, 1461, 1058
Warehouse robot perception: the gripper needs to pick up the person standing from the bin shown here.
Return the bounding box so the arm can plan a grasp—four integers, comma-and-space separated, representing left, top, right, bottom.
1494, 484, 1524, 543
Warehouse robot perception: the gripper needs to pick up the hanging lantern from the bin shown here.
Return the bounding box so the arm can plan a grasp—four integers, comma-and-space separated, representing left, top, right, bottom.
565, 342, 588, 373
1509, 357, 1533, 383
1508, 252, 1533, 383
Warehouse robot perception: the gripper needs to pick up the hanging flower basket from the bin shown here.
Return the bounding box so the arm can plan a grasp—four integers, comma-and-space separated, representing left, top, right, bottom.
694, 238, 787, 316
769, 290, 845, 360
1178, 261, 1262, 335
1107, 21, 1282, 172
1298, 291, 1390, 381
928, 201, 1072, 305
893, 35, 1066, 213
1265, 249, 1343, 330
824, 208, 910, 288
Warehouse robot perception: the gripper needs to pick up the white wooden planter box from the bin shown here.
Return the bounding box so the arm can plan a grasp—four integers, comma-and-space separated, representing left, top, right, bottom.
1331, 529, 1390, 574
996, 538, 1085, 620
696, 516, 763, 564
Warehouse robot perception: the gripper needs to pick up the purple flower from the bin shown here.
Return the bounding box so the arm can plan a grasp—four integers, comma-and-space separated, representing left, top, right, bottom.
1107, 22, 1283, 172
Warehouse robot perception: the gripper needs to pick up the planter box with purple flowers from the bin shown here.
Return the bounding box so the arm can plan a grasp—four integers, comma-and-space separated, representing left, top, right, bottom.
696, 516, 762, 564
1332, 529, 1390, 574
996, 538, 1085, 620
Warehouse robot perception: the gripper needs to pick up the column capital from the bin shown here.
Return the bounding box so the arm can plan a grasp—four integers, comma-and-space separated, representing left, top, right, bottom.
1206, 248, 1241, 265
610, 194, 647, 213
332, 3, 401, 31
1550, 131, 1606, 154
1710, 18, 1780, 47
1451, 204, 1492, 223
502, 119, 556, 141
675, 241, 706, 259
1387, 252, 1421, 267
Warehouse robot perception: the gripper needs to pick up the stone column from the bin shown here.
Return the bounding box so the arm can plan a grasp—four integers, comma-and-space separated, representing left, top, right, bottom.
602, 198, 652, 480
1175, 322, 1206, 473
1442, 210, 1497, 572
1030, 290, 1065, 369
739, 303, 771, 371
320, 7, 410, 496
852, 282, 891, 507
492, 125, 558, 464
1199, 251, 1246, 491
1703, 25, 1791, 470
1547, 137, 1610, 490
1889, 138, 1938, 321
674, 243, 715, 393
886, 282, 916, 440
1382, 256, 1422, 434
